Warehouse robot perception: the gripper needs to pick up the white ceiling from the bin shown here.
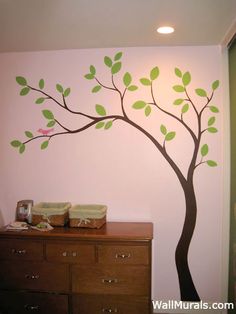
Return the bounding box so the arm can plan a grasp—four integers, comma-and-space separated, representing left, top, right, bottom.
0, 0, 236, 53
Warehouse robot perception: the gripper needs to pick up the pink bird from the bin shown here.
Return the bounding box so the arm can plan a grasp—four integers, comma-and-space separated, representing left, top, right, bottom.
37, 128, 54, 135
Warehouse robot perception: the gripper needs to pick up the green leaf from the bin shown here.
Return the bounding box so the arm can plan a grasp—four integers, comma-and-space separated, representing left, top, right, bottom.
173, 98, 184, 105
207, 160, 217, 167
209, 106, 219, 113
150, 67, 159, 80
160, 125, 167, 135
208, 127, 218, 133
132, 100, 147, 109
182, 71, 191, 86
96, 104, 106, 116
92, 85, 102, 93
47, 120, 56, 127
41, 141, 49, 150
25, 131, 33, 138
104, 56, 113, 68
16, 76, 27, 86
195, 88, 207, 97
182, 103, 189, 114
35, 97, 45, 104
201, 144, 209, 157
11, 140, 22, 148
165, 132, 176, 141
20, 87, 30, 96
104, 121, 113, 130
90, 65, 96, 75
208, 116, 216, 126
19, 144, 25, 154
39, 79, 44, 90
212, 80, 219, 90
128, 85, 138, 91
84, 73, 94, 80
173, 85, 185, 93
63, 88, 71, 97
95, 121, 105, 129
123, 72, 132, 87
111, 62, 122, 74
175, 68, 182, 78
145, 105, 152, 117
140, 78, 151, 86
56, 84, 63, 93
42, 109, 54, 120
114, 52, 122, 61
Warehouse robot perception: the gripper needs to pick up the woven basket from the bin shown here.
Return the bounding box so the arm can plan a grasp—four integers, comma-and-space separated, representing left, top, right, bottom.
32, 202, 71, 226
69, 204, 107, 229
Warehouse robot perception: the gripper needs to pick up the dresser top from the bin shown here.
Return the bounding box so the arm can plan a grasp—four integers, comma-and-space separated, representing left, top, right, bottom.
0, 222, 153, 242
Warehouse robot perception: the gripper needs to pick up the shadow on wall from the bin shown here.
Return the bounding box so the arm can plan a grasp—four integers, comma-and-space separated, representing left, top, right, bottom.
0, 209, 5, 227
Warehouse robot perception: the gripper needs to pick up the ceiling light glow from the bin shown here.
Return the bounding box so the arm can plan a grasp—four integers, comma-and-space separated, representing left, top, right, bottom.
157, 26, 174, 34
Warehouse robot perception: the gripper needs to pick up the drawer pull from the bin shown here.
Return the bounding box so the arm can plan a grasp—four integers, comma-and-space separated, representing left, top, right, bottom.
102, 278, 118, 284
102, 308, 118, 313
62, 251, 78, 257
24, 304, 40, 311
25, 274, 40, 280
11, 248, 26, 255
115, 253, 131, 259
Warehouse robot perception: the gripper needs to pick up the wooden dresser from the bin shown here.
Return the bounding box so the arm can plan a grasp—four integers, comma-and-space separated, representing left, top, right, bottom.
0, 222, 153, 314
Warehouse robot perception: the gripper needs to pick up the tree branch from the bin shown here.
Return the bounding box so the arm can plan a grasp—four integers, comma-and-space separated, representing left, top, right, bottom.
62, 94, 68, 109
184, 88, 200, 119
28, 85, 100, 120
199, 90, 214, 117
94, 77, 116, 92
150, 83, 197, 142
54, 119, 71, 132
28, 85, 65, 109
22, 114, 124, 146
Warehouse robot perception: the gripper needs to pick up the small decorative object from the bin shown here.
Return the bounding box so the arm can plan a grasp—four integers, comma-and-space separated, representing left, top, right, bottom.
69, 204, 107, 229
15, 200, 34, 223
31, 222, 54, 232
31, 202, 71, 226
6, 221, 28, 231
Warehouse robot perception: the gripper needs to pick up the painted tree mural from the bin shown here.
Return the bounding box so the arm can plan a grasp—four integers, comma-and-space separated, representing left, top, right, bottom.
11, 52, 219, 301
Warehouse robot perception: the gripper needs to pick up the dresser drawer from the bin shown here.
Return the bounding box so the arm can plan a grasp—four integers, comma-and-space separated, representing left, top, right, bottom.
98, 245, 149, 265
72, 265, 149, 295
72, 294, 151, 314
0, 239, 43, 261
0, 291, 68, 314
0, 261, 69, 292
46, 242, 95, 263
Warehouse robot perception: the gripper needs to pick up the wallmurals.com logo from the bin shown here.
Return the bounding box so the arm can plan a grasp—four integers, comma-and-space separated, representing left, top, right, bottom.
152, 300, 235, 311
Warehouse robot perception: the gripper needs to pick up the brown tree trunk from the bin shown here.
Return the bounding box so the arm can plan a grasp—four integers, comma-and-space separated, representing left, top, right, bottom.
175, 178, 200, 301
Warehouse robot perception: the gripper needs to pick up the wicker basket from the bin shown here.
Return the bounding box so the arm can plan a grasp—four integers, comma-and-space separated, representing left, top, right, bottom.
31, 202, 71, 226
69, 204, 107, 229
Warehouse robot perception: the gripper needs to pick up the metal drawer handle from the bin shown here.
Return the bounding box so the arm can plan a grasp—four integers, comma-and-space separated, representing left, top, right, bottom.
11, 248, 26, 255
102, 278, 118, 284
62, 251, 78, 257
102, 308, 118, 313
24, 304, 40, 311
25, 274, 40, 280
115, 253, 131, 259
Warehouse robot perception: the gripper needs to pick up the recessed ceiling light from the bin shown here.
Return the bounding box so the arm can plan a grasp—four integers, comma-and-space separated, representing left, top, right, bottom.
157, 26, 175, 34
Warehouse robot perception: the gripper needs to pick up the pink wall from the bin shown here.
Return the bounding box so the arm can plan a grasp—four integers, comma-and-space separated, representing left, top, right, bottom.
0, 46, 224, 302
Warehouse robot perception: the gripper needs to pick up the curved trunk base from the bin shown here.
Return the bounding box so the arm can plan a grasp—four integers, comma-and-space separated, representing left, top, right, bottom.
175, 180, 200, 301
